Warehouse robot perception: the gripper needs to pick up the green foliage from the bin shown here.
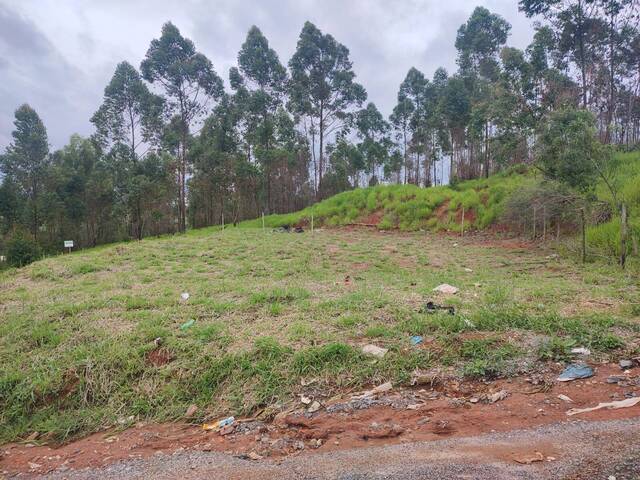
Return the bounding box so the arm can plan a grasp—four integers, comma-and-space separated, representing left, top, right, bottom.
6, 233, 41, 267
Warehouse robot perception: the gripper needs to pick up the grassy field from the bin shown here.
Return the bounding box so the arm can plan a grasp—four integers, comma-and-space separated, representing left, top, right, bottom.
1, 226, 639, 443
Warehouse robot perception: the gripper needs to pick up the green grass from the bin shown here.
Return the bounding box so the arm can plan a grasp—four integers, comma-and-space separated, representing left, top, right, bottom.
240, 166, 534, 232
1, 225, 639, 444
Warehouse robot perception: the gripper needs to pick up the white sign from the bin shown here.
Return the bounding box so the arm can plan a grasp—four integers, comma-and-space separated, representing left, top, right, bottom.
64, 240, 74, 248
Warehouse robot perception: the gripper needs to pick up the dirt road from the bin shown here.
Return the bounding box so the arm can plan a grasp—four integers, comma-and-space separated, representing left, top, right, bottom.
28, 417, 640, 480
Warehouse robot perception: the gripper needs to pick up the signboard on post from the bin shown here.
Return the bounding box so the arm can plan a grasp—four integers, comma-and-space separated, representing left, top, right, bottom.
64, 240, 74, 253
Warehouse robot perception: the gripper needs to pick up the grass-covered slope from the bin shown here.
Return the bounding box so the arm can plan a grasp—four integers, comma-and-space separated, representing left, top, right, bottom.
1, 227, 638, 444
242, 167, 533, 232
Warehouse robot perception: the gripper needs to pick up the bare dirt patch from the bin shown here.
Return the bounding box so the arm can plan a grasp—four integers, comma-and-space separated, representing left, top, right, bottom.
3, 363, 639, 477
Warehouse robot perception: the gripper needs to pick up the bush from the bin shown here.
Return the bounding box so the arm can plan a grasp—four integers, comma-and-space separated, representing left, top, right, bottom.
7, 234, 41, 267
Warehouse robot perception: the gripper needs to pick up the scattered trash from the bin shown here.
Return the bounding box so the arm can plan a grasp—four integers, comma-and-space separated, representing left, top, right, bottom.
489, 390, 509, 403
420, 301, 455, 315
202, 416, 235, 431
410, 335, 423, 346
433, 284, 459, 294
463, 267, 473, 272
362, 344, 388, 358
153, 337, 163, 347
299, 395, 312, 405
185, 404, 198, 418
180, 292, 190, 301
557, 364, 593, 382
354, 381, 393, 399
474, 282, 482, 288
406, 403, 423, 410
180, 319, 195, 331
310, 438, 323, 448
619, 359, 633, 370
566, 397, 640, 416
307, 401, 321, 413
513, 451, 544, 464
469, 397, 479, 404
294, 226, 304, 233
557, 394, 574, 403
571, 347, 591, 356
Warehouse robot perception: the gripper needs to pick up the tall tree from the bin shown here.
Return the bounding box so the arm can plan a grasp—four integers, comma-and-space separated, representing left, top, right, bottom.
288, 21, 366, 197
235, 26, 288, 213
1, 105, 49, 241
141, 22, 224, 232
91, 61, 165, 155
356, 102, 390, 185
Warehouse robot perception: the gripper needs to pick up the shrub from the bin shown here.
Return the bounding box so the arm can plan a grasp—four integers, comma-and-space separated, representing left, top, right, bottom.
7, 234, 41, 267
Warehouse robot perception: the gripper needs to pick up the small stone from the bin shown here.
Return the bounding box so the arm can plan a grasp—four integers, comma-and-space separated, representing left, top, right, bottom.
469, 397, 479, 404
619, 359, 633, 369
185, 404, 198, 418
489, 390, 509, 403
300, 395, 312, 405
308, 401, 321, 413
247, 451, 263, 460
219, 424, 235, 436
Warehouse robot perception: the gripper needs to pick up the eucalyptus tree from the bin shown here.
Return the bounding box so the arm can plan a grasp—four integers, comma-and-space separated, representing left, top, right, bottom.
235, 26, 288, 212
1, 105, 49, 241
141, 22, 224, 232
288, 21, 367, 197
398, 67, 427, 184
355, 102, 390, 185
390, 93, 414, 183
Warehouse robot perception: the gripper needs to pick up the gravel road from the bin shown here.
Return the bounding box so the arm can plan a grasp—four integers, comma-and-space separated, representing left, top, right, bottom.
33, 417, 640, 480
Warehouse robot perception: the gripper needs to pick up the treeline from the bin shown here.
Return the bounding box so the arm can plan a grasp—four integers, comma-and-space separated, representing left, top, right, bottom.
1, 1, 639, 262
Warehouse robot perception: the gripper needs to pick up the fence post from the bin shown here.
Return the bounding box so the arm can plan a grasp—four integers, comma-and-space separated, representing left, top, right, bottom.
620, 202, 627, 269
581, 208, 586, 263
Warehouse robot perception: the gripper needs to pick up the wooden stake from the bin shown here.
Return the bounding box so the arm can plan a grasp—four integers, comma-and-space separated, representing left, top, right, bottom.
620, 202, 627, 269
581, 208, 586, 263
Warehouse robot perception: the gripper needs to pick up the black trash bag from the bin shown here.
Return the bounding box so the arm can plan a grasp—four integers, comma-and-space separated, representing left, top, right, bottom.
420, 301, 455, 315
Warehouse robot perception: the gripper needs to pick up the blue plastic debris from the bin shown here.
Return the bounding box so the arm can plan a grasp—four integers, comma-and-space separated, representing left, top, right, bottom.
557, 364, 593, 382
410, 335, 423, 346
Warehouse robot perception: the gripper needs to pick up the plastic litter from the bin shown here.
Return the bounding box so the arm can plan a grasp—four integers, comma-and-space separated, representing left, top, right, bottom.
557, 364, 593, 382
202, 416, 235, 431
410, 335, 423, 346
566, 397, 640, 416
557, 394, 574, 403
433, 284, 459, 294
362, 344, 388, 358
180, 319, 195, 331
180, 292, 190, 301
420, 301, 455, 315
571, 347, 591, 356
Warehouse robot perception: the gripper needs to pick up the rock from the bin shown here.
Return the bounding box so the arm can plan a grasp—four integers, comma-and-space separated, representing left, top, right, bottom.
557, 394, 574, 403
299, 395, 312, 405
356, 381, 393, 398
311, 438, 323, 448
362, 344, 388, 358
184, 404, 198, 418
307, 401, 322, 413
433, 283, 459, 294
619, 359, 633, 370
219, 424, 235, 436
469, 397, 479, 404
489, 390, 509, 403
607, 375, 625, 384
247, 451, 263, 460
513, 451, 544, 464
293, 440, 305, 450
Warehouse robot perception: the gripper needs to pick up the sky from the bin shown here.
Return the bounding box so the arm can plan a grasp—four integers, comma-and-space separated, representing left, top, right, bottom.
0, 0, 536, 150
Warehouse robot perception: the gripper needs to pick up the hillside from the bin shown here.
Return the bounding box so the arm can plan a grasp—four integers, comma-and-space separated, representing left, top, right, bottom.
1, 218, 639, 445
243, 167, 533, 233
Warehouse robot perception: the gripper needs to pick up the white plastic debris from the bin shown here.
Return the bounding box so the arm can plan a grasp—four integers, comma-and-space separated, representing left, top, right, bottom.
566, 397, 640, 416
571, 347, 591, 356
354, 381, 393, 399
180, 292, 190, 301
362, 344, 388, 358
433, 284, 459, 294
557, 394, 574, 403
299, 395, 312, 405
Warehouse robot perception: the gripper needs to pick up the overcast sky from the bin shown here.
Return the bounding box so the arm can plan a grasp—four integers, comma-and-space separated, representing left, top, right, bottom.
0, 0, 536, 150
